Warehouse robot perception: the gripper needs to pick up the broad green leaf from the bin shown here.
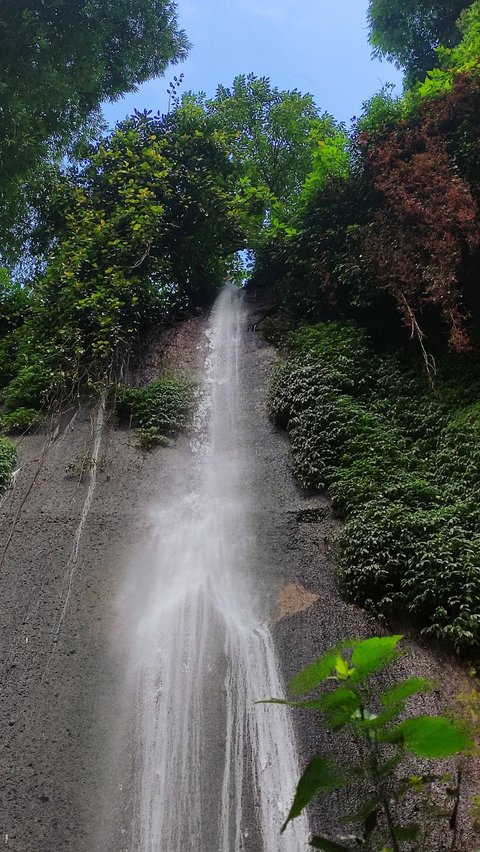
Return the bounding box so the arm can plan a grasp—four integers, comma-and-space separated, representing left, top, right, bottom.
381, 716, 472, 758
350, 636, 403, 682
310, 837, 351, 850
289, 640, 358, 696
319, 688, 361, 729
381, 677, 433, 709
281, 757, 345, 832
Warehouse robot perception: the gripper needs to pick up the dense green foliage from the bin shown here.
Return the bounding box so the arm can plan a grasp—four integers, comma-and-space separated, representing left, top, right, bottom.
255, 70, 480, 352
115, 376, 193, 449
411, 1, 480, 99
0, 437, 16, 495
269, 323, 480, 652
203, 75, 320, 207
0, 0, 478, 668
185, 76, 344, 246
269, 636, 471, 849
253, 2, 480, 661
252, 4, 480, 353
0, 107, 242, 416
0, 0, 188, 258
0, 407, 42, 434
367, 0, 469, 84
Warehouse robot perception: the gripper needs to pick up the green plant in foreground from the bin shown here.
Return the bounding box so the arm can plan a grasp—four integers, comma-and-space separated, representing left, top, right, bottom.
267, 636, 473, 850
0, 437, 16, 495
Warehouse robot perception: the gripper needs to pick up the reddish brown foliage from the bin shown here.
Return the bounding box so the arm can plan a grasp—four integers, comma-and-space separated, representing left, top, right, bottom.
358, 77, 480, 351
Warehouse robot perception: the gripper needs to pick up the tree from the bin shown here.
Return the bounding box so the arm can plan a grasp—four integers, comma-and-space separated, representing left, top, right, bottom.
367, 0, 469, 85
185, 74, 348, 251
0, 0, 189, 257
1, 105, 243, 410
201, 74, 323, 229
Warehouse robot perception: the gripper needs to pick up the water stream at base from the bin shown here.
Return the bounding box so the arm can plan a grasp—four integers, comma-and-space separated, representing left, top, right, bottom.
109, 286, 309, 851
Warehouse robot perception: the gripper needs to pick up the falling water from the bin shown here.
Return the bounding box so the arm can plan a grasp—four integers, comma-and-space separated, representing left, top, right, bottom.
108, 286, 309, 851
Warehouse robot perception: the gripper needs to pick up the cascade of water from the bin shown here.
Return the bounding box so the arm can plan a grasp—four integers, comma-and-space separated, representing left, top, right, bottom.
113, 286, 308, 851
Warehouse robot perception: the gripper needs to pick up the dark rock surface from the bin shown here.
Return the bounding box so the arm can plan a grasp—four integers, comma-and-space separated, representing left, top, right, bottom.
0, 295, 477, 851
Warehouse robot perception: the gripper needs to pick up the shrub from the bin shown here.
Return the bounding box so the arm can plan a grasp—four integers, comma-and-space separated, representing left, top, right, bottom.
0, 407, 42, 434
270, 320, 480, 652
0, 437, 16, 494
3, 361, 63, 412
115, 376, 193, 441
135, 427, 174, 451
269, 635, 472, 850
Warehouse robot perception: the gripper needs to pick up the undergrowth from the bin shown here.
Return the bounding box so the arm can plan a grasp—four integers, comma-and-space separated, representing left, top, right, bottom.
114, 376, 193, 449
0, 437, 16, 494
0, 407, 42, 434
269, 322, 480, 653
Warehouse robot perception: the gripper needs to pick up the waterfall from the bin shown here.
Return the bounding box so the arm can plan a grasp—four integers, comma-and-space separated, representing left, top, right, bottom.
109, 286, 308, 851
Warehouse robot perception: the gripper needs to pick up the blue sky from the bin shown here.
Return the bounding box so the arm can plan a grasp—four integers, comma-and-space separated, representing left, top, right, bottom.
102, 0, 401, 130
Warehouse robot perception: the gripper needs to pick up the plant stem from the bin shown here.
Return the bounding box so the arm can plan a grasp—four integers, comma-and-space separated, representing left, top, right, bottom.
382, 794, 401, 852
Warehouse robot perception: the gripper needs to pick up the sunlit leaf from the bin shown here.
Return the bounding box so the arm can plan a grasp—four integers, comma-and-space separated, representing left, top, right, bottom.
381, 677, 433, 709
380, 716, 473, 758
318, 687, 360, 729
350, 636, 403, 682
335, 654, 351, 679
289, 640, 358, 696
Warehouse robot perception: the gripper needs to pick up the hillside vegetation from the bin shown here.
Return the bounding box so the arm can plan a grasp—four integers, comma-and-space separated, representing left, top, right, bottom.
252, 0, 480, 653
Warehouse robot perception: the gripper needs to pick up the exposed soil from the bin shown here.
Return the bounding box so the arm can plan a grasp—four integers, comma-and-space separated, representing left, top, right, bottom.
0, 293, 477, 851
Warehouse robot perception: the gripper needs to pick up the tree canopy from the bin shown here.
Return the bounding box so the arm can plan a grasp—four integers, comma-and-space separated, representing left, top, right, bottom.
204, 74, 319, 203
0, 104, 243, 412
0, 0, 188, 257
184, 74, 346, 247
367, 0, 469, 84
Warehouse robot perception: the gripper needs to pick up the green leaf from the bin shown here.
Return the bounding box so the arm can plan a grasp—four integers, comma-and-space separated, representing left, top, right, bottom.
335, 654, 352, 679
289, 640, 358, 696
350, 636, 403, 682
381, 716, 473, 758
354, 706, 400, 732
318, 688, 360, 729
310, 837, 351, 850
281, 757, 345, 832
381, 677, 433, 709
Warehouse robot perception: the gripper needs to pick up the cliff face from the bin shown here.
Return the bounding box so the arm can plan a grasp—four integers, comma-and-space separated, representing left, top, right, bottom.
0, 316, 209, 851
0, 297, 476, 851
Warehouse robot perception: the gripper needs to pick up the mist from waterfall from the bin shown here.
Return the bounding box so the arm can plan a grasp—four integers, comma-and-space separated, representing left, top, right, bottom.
108, 286, 309, 851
